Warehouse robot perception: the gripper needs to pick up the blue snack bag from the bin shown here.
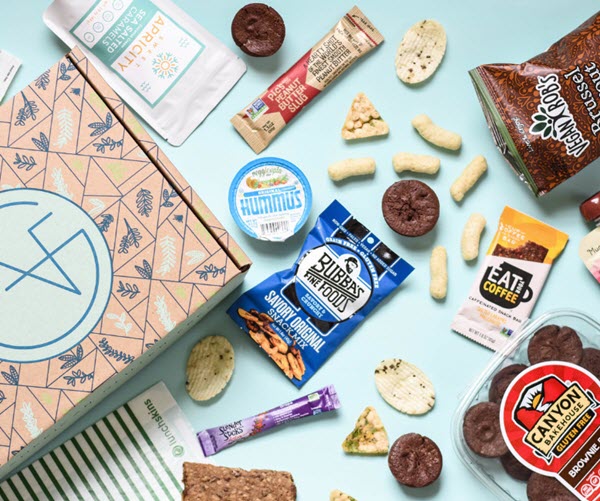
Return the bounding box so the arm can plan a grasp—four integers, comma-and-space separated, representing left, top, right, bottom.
228, 200, 414, 387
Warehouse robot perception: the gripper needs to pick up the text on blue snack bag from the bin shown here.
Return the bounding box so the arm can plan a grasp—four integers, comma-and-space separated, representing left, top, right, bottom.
227, 200, 414, 387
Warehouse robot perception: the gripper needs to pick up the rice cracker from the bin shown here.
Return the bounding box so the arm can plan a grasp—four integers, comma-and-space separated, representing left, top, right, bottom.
330, 490, 357, 501
342, 406, 389, 455
375, 359, 435, 415
395, 20, 446, 84
341, 92, 389, 140
186, 335, 235, 401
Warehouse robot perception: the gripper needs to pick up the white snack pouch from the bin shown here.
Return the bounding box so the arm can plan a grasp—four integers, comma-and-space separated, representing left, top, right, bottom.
0, 49, 21, 102
44, 0, 246, 146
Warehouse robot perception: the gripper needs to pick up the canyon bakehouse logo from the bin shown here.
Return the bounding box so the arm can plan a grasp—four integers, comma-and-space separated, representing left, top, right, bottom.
513, 374, 598, 461
501, 362, 600, 500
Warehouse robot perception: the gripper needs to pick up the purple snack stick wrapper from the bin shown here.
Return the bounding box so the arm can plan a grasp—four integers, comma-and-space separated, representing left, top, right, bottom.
198, 385, 341, 456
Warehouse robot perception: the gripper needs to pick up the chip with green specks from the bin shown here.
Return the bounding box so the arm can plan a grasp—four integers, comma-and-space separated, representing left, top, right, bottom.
342, 406, 388, 455
375, 359, 435, 415
330, 489, 357, 501
186, 335, 235, 401
395, 20, 447, 84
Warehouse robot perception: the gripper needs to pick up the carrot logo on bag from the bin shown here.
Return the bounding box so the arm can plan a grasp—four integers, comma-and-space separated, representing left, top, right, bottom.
529, 74, 590, 158
502, 362, 600, 500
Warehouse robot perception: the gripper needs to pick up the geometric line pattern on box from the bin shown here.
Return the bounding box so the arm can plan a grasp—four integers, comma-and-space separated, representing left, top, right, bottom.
0, 53, 240, 465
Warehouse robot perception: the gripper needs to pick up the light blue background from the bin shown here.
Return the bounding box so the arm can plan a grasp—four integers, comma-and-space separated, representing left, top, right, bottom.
2, 1, 600, 499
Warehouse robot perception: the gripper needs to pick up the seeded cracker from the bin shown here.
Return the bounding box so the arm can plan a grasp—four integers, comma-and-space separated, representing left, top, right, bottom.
375, 359, 435, 415
185, 336, 234, 401
342, 406, 389, 455
395, 20, 447, 84
331, 489, 358, 501
342, 93, 389, 140
182, 463, 297, 500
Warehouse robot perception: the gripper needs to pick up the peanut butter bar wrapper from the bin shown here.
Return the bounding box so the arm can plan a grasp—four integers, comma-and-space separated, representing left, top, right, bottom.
231, 6, 384, 153
452, 207, 568, 350
470, 12, 600, 196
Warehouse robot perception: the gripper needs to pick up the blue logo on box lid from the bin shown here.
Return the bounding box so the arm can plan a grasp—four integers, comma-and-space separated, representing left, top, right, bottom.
228, 157, 312, 242
0, 189, 112, 362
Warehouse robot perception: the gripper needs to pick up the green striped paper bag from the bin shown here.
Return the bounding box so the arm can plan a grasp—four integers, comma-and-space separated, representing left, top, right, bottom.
0, 382, 205, 500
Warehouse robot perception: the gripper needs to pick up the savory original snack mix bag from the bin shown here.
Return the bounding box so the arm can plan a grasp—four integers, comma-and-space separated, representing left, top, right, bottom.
228, 200, 414, 387
470, 11, 600, 196
452, 207, 568, 350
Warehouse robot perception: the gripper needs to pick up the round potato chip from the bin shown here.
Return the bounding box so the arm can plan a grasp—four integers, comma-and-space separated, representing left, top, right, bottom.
395, 20, 447, 84
374, 359, 435, 415
186, 335, 234, 401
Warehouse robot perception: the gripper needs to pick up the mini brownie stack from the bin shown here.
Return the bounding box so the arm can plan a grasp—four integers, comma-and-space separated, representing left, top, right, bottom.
462, 324, 600, 500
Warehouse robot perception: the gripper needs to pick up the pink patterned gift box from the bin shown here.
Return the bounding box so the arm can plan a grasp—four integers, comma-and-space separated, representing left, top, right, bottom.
0, 47, 250, 477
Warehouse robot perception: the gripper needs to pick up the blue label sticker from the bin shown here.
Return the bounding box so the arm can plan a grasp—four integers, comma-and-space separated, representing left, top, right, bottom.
228, 200, 414, 387
0, 189, 112, 362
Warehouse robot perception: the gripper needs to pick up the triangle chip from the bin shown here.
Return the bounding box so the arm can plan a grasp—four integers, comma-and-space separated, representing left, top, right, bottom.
341, 93, 389, 140
331, 490, 357, 501
342, 406, 389, 455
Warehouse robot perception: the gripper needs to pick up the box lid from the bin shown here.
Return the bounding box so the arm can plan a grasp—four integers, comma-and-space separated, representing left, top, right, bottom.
0, 47, 250, 468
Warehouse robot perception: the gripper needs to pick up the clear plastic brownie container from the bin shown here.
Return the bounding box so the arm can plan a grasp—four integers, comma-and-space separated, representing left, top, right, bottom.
452, 309, 600, 500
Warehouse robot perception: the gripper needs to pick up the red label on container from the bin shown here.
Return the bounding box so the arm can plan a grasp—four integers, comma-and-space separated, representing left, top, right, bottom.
501, 362, 600, 500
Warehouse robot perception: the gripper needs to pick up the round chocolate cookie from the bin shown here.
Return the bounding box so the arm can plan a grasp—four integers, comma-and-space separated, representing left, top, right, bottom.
528, 325, 583, 365
381, 180, 440, 237
463, 402, 508, 458
500, 452, 531, 482
231, 4, 285, 57
527, 473, 577, 501
388, 433, 442, 488
488, 364, 528, 404
580, 347, 600, 379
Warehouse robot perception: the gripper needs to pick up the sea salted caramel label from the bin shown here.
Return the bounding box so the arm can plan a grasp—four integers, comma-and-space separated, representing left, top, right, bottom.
501, 362, 600, 500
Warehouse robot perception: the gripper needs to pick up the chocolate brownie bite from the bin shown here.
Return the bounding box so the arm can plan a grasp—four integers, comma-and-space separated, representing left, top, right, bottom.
463, 402, 508, 458
528, 325, 583, 365
500, 452, 532, 482
526, 473, 577, 501
488, 364, 528, 404
580, 348, 600, 380
388, 433, 442, 488
382, 180, 440, 237
231, 4, 286, 57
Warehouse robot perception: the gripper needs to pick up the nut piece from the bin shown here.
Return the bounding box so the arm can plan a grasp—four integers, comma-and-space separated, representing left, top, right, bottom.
328, 157, 376, 182
430, 246, 447, 300
450, 155, 487, 202
411, 114, 461, 150
392, 152, 440, 175
461, 213, 486, 261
